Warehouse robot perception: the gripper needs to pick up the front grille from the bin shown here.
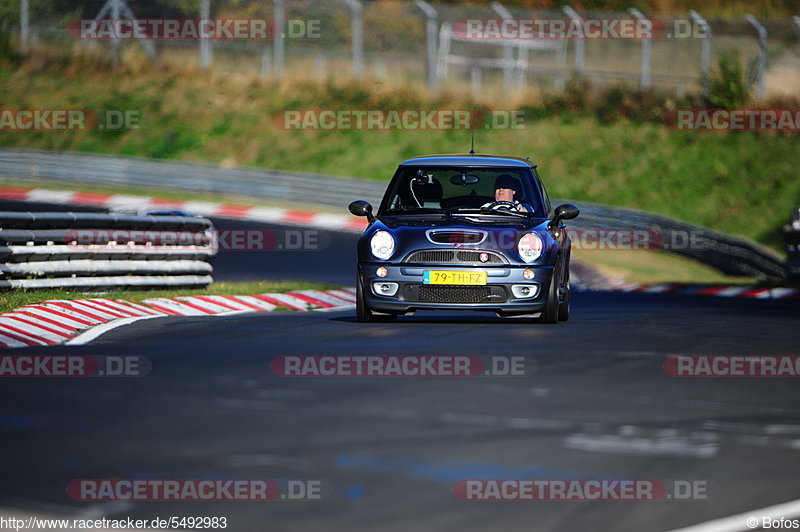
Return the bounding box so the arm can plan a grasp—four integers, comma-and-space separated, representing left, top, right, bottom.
409, 250, 455, 263
409, 285, 508, 303
404, 249, 507, 265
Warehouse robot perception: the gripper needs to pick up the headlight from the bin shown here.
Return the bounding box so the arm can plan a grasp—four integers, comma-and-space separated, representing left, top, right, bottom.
518, 232, 543, 263
370, 230, 395, 260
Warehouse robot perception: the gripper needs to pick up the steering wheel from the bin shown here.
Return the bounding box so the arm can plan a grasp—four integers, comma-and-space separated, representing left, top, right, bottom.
485, 201, 517, 211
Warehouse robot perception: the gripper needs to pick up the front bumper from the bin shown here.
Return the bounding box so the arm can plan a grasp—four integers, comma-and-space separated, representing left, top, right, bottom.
359, 262, 555, 315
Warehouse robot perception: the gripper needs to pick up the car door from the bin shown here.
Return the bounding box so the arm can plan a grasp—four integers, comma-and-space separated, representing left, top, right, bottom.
534, 168, 570, 287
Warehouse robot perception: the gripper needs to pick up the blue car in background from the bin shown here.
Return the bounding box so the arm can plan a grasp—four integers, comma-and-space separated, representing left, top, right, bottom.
349, 154, 579, 323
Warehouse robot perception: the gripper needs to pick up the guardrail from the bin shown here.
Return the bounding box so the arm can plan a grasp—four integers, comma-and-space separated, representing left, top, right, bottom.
784, 207, 800, 281
0, 148, 386, 209
0, 148, 787, 280
569, 201, 788, 280
0, 211, 214, 290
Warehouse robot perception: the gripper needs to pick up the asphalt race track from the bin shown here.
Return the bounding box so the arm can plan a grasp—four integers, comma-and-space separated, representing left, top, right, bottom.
1, 199, 799, 531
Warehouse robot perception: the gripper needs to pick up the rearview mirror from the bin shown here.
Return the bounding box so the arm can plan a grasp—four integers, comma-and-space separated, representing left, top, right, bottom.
450, 173, 479, 186
349, 200, 375, 224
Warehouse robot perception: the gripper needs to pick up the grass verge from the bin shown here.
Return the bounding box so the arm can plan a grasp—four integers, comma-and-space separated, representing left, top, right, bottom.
574, 249, 759, 285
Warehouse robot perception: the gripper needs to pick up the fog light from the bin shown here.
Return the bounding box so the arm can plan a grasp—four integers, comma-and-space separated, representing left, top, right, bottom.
512, 284, 539, 299
376, 266, 388, 277
372, 281, 398, 296
523, 268, 535, 280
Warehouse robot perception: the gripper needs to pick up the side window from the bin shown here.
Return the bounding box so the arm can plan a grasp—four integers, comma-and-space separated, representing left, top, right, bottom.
534, 169, 552, 216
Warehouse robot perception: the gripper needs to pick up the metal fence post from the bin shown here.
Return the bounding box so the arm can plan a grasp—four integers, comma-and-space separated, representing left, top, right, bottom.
314, 54, 326, 79
745, 14, 767, 100
93, 0, 156, 64
628, 8, 651, 89
273, 0, 285, 79
110, 0, 121, 65
118, 1, 157, 60
470, 66, 482, 96
689, 10, 710, 97
436, 23, 451, 82
199, 0, 211, 69
344, 0, 364, 80
260, 47, 271, 76
414, 0, 439, 92
20, 0, 29, 54
794, 16, 800, 33
490, 2, 516, 95
562, 6, 585, 79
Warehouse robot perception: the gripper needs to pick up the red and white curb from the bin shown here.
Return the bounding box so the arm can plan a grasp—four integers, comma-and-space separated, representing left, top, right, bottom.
0, 289, 356, 349
0, 186, 368, 232
600, 282, 799, 300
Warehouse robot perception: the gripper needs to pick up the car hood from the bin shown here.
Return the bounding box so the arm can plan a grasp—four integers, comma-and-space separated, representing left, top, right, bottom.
360, 217, 556, 264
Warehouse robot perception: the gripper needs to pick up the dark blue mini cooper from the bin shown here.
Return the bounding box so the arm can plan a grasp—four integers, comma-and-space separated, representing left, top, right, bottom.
349, 154, 579, 323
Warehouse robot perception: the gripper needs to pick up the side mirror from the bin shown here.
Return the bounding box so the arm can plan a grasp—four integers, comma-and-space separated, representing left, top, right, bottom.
349, 200, 375, 224
550, 204, 579, 229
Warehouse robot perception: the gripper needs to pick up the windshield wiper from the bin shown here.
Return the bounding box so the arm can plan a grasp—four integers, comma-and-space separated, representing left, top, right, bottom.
451, 208, 529, 219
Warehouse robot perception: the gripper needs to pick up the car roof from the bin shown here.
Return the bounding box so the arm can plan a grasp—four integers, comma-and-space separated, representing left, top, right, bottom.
399, 154, 534, 168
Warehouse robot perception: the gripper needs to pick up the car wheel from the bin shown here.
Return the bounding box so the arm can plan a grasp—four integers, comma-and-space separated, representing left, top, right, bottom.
356, 276, 396, 323
356, 277, 370, 322
558, 268, 570, 322
534, 272, 559, 324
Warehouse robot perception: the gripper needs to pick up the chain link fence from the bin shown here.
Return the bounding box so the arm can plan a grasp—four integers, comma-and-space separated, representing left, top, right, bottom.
6, 0, 800, 99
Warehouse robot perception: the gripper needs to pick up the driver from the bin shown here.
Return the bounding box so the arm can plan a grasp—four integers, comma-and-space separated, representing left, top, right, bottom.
482, 174, 528, 212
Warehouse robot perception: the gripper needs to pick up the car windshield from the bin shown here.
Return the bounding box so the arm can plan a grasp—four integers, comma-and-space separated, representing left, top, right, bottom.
380, 166, 546, 218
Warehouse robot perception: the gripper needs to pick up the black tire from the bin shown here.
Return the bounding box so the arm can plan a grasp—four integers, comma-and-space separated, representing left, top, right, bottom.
356, 276, 396, 323
558, 268, 570, 322
356, 276, 371, 322
534, 272, 559, 324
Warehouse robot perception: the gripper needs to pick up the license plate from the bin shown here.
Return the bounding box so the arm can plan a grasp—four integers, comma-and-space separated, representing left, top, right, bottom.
423, 270, 487, 285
